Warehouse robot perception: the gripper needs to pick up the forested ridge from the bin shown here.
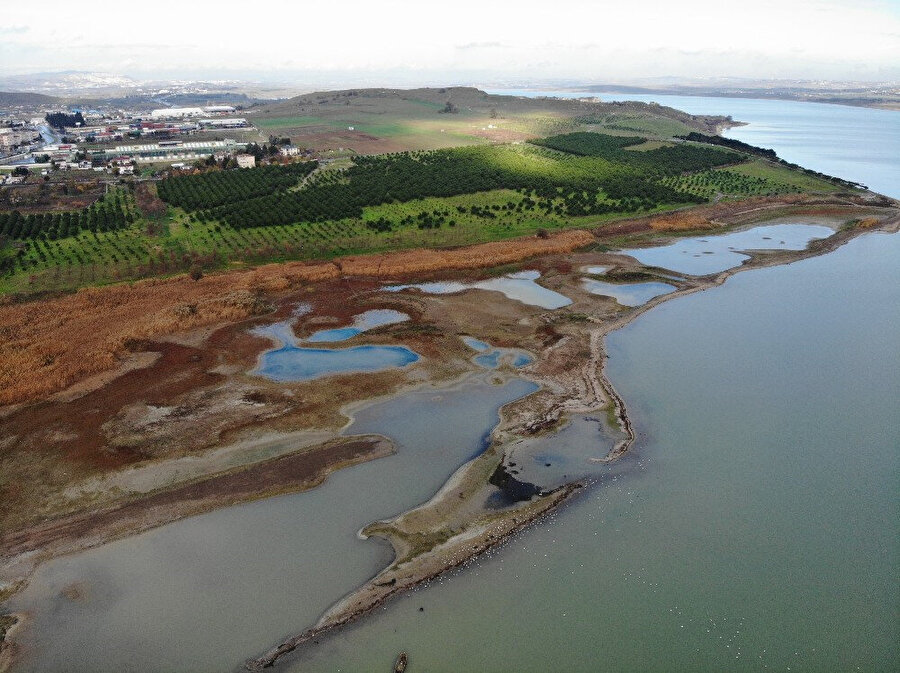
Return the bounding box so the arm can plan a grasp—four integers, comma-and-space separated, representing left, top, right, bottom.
1, 131, 848, 287
679, 132, 865, 189
157, 134, 743, 230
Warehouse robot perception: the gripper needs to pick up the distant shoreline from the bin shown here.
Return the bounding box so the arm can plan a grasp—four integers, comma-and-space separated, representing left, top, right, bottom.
497, 86, 900, 111
563, 87, 900, 111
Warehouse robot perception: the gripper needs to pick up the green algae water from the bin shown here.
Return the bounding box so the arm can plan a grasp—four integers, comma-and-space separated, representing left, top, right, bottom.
292, 230, 900, 673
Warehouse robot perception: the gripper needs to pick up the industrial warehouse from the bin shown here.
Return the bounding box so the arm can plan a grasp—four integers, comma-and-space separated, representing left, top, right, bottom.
91, 139, 246, 162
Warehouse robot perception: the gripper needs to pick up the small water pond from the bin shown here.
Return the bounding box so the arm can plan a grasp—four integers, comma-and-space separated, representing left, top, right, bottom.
385, 270, 572, 309
619, 223, 834, 275
581, 279, 676, 307
252, 310, 419, 381
462, 335, 534, 369
305, 309, 409, 343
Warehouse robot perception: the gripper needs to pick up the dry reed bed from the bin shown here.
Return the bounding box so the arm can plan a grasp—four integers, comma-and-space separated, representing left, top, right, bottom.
649, 213, 718, 231
0, 230, 593, 406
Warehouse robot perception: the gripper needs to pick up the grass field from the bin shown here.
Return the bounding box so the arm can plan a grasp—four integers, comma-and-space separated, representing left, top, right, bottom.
576, 112, 698, 138
660, 159, 840, 200
247, 86, 724, 154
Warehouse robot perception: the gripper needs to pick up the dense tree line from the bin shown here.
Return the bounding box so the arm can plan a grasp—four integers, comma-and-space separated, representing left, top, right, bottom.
0, 192, 133, 241
677, 132, 778, 161
45, 112, 85, 128
531, 132, 646, 155
680, 132, 865, 189
157, 135, 748, 230
156, 161, 318, 210
531, 132, 740, 176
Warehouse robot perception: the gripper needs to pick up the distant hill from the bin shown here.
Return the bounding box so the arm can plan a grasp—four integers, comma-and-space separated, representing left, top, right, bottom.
0, 91, 61, 107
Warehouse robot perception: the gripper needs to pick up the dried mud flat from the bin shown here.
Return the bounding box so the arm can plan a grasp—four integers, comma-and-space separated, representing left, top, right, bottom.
1, 195, 898, 672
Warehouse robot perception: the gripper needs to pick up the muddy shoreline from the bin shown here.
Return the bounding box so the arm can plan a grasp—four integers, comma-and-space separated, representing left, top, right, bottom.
1, 199, 897, 672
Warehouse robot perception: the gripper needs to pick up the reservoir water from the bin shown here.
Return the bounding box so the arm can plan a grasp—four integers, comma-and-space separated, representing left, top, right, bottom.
463, 335, 534, 369
252, 311, 419, 381
305, 309, 409, 343
619, 222, 835, 276
581, 278, 675, 306
385, 270, 572, 309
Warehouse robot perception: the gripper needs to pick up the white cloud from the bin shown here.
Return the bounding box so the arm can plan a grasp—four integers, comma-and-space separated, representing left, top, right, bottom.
1, 0, 898, 81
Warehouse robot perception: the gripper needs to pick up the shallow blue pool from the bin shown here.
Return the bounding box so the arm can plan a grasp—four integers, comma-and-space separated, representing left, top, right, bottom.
256, 344, 419, 381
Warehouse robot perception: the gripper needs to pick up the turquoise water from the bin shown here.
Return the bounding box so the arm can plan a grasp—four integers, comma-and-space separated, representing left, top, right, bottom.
6, 375, 539, 673
620, 223, 835, 275
581, 278, 676, 306
385, 270, 572, 309
305, 309, 409, 343
473, 350, 533, 369
291, 229, 900, 673
462, 335, 534, 369
252, 311, 419, 381
461, 336, 491, 352
582, 265, 609, 274
256, 344, 419, 381
487, 89, 900, 198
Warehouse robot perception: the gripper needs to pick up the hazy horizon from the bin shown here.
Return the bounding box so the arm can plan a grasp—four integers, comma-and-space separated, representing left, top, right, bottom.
2, 0, 898, 86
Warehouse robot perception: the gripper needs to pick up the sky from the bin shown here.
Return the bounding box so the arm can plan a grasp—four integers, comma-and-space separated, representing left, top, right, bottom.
1, 0, 899, 84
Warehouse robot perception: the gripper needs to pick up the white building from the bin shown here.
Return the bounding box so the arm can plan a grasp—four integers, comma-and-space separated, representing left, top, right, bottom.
0, 127, 37, 148
202, 105, 236, 114
94, 139, 244, 162
198, 118, 248, 129
279, 145, 301, 156
236, 154, 256, 168
150, 107, 204, 119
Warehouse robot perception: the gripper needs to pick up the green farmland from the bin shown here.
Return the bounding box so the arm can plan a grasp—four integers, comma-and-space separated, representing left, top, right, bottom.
0, 131, 846, 295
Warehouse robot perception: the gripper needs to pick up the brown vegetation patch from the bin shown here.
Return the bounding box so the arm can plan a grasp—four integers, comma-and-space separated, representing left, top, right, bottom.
299, 130, 406, 155
0, 230, 591, 407
469, 127, 534, 143
649, 213, 718, 231
338, 229, 594, 277
0, 262, 338, 407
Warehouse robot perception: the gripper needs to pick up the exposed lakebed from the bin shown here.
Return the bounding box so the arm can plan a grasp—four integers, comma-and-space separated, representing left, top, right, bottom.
581, 278, 676, 306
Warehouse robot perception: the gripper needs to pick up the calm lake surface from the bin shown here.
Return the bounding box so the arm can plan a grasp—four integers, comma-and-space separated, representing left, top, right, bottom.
5, 95, 898, 672
581, 278, 675, 306
252, 310, 419, 381
385, 270, 572, 309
